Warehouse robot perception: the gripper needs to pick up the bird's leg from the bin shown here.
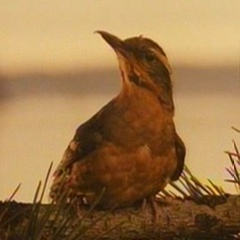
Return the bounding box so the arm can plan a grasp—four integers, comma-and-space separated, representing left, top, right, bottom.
140, 197, 147, 210
146, 196, 158, 224
135, 196, 158, 223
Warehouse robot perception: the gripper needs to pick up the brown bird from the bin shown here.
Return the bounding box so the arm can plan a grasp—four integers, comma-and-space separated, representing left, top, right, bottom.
50, 31, 185, 209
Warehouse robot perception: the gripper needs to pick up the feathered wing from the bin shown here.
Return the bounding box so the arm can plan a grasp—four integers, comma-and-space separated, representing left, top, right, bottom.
50, 114, 104, 200
171, 133, 186, 181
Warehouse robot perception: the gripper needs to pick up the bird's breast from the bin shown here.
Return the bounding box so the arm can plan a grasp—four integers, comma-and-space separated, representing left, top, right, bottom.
102, 89, 174, 150
70, 140, 177, 208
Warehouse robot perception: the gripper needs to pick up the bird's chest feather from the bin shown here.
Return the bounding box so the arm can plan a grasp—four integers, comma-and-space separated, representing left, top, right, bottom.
102, 88, 174, 150
72, 141, 177, 207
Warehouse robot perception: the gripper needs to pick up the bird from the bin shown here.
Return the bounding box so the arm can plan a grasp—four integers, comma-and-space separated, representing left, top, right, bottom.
50, 31, 186, 210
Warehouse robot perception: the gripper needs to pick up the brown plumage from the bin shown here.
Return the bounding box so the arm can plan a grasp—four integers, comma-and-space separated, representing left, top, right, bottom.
50, 31, 186, 208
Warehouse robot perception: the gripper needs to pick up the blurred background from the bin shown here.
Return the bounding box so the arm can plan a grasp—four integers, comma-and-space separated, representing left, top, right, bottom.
0, 0, 239, 202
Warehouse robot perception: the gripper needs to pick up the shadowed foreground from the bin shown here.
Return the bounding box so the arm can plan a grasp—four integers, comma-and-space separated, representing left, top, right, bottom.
0, 195, 240, 240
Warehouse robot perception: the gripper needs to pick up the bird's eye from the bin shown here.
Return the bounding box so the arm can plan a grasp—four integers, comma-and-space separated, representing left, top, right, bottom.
143, 52, 156, 62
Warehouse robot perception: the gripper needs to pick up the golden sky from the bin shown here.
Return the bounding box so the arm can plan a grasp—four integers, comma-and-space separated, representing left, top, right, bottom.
1, 0, 239, 74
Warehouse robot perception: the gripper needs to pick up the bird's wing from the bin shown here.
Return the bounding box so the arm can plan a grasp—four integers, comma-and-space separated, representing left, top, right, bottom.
53, 117, 103, 178
50, 113, 104, 200
49, 99, 118, 200
171, 133, 186, 181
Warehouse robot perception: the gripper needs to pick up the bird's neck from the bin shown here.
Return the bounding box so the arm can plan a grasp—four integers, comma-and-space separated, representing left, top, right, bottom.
118, 81, 175, 115
119, 77, 174, 113
158, 87, 174, 112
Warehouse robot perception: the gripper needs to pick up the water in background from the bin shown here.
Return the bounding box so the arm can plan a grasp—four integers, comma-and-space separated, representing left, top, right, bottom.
0, 66, 239, 202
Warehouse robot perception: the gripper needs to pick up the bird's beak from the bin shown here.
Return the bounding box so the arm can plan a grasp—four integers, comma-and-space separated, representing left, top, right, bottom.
96, 31, 135, 85
96, 31, 127, 56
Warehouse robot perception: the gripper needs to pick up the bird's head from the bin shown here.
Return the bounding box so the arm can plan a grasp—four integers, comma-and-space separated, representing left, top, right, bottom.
96, 30, 174, 111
